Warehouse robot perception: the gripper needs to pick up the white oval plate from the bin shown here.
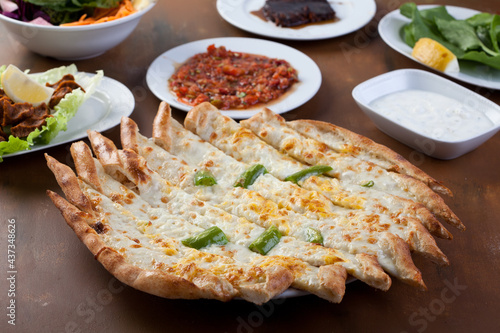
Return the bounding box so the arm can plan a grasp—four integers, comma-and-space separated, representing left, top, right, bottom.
146, 37, 321, 119
216, 0, 376, 40
1, 74, 135, 159
379, 5, 500, 90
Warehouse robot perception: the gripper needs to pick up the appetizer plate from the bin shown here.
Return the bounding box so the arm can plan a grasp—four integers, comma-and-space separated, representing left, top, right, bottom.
379, 5, 500, 90
216, 0, 376, 40
2, 74, 135, 159
146, 37, 322, 119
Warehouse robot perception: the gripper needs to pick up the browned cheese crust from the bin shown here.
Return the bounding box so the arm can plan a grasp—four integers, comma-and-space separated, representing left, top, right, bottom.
152, 101, 173, 151
318, 264, 348, 303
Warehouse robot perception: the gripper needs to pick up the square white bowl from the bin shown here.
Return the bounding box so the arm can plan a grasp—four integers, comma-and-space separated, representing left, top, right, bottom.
352, 69, 500, 159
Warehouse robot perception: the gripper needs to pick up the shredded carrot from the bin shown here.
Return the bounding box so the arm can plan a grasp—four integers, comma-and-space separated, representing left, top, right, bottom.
60, 0, 137, 27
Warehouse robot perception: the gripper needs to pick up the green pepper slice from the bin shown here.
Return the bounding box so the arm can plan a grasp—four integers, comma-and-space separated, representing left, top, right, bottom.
361, 180, 374, 188
234, 164, 268, 188
181, 226, 228, 250
249, 225, 282, 255
194, 170, 217, 186
305, 227, 324, 245
284, 165, 333, 185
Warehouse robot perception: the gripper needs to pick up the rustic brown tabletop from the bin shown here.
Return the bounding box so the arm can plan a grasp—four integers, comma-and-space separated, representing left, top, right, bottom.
1, 1, 499, 332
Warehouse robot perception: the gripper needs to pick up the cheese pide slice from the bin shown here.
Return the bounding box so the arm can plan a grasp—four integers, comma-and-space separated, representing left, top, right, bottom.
72, 138, 365, 302
118, 115, 426, 288
184, 104, 453, 240
86, 129, 393, 294
239, 108, 463, 231
46, 153, 296, 304
122, 105, 447, 289
45, 100, 463, 303
287, 119, 452, 196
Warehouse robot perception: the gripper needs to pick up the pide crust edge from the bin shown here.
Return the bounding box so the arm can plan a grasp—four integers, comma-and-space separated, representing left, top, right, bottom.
46, 190, 232, 301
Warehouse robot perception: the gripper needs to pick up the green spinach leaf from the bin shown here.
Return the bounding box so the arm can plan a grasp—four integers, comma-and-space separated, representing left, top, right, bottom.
401, 3, 463, 55
400, 2, 500, 69
435, 18, 499, 56
490, 15, 500, 53
466, 13, 494, 27
461, 51, 500, 70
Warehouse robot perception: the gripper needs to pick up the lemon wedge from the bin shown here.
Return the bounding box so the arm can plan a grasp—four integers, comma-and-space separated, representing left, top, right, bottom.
1, 64, 55, 106
132, 0, 150, 10
412, 38, 459, 73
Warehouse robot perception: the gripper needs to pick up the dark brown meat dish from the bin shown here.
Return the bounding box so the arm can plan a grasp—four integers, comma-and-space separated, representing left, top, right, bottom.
263, 0, 336, 27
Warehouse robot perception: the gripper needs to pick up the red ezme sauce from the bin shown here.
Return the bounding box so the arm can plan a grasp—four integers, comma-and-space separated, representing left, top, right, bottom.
168, 45, 299, 110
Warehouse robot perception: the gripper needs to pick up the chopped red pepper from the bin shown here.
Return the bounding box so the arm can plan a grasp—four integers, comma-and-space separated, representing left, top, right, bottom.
168, 45, 299, 110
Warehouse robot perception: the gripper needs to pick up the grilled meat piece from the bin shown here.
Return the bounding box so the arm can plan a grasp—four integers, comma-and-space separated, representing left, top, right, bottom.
263, 0, 336, 27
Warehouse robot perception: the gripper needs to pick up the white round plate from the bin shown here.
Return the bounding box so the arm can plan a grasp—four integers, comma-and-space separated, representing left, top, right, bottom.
379, 5, 500, 91
1, 74, 135, 159
146, 37, 322, 119
216, 0, 376, 40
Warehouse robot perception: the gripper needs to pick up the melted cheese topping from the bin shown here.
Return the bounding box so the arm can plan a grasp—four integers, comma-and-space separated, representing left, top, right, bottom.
81, 183, 287, 298
194, 113, 427, 226
127, 133, 395, 283
137, 121, 420, 278
82, 154, 354, 298
172, 117, 434, 260
242, 113, 460, 229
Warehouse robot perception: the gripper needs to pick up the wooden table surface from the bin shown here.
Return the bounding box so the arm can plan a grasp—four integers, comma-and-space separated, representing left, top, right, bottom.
1, 1, 499, 332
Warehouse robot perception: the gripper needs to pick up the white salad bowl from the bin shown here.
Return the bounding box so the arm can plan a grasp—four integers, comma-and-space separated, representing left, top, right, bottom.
0, 1, 155, 60
352, 69, 500, 160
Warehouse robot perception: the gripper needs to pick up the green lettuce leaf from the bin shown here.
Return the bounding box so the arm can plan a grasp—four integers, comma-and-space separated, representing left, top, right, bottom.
490, 15, 500, 53
0, 136, 30, 162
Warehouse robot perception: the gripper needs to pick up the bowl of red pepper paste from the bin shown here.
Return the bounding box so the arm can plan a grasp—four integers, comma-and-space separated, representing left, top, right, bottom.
168, 44, 299, 110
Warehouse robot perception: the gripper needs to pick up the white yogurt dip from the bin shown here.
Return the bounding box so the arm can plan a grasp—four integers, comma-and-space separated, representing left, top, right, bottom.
369, 89, 495, 142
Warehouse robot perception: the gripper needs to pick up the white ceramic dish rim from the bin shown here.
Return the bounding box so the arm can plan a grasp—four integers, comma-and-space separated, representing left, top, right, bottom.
0, 1, 155, 31
146, 37, 322, 119
216, 0, 377, 41
352, 69, 500, 144
238, 276, 356, 300
378, 4, 500, 91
